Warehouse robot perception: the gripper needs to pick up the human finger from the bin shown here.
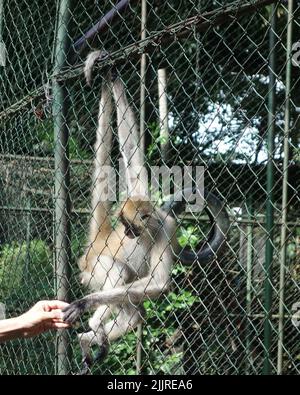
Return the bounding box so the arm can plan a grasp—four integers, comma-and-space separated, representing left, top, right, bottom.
44, 300, 70, 311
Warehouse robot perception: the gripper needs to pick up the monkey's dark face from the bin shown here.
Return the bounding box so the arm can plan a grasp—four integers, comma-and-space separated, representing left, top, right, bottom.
118, 197, 157, 239
119, 215, 142, 239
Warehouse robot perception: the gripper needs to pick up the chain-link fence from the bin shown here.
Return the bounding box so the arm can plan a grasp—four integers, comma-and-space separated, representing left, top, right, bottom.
0, 0, 299, 375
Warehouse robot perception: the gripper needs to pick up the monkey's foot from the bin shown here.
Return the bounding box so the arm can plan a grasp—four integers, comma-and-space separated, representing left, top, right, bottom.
79, 356, 93, 376
78, 344, 109, 375
94, 343, 109, 363
62, 299, 88, 324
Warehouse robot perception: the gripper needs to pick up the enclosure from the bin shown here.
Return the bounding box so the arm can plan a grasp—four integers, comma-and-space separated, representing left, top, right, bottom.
0, 0, 299, 375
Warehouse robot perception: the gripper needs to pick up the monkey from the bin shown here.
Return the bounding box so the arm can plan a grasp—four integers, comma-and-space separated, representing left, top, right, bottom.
62, 50, 230, 374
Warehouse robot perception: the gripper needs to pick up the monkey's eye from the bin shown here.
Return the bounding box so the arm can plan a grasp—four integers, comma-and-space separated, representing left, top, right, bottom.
141, 214, 150, 220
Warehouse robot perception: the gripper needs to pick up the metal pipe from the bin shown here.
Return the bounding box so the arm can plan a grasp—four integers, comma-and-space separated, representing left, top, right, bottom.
245, 197, 254, 374
0, 0, 5, 67
0, 205, 299, 227
136, 324, 143, 375
69, 0, 138, 63
52, 0, 72, 376
277, 0, 294, 375
139, 0, 147, 155
0, 0, 4, 36
263, 3, 277, 376
136, 0, 147, 375
25, 198, 31, 284
158, 68, 169, 162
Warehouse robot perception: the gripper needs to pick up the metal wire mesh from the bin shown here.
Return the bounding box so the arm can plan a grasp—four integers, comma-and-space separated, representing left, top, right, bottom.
0, 0, 299, 375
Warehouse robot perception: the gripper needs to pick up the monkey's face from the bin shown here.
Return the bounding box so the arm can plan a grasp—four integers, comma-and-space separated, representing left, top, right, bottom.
118, 197, 158, 239
119, 215, 142, 239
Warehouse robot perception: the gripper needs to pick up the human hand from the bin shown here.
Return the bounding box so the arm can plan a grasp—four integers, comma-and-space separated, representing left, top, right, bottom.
19, 300, 70, 338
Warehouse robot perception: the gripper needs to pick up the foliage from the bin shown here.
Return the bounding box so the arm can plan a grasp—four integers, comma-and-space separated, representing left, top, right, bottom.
177, 224, 203, 249
28, 119, 91, 160
0, 239, 52, 302
0, 242, 25, 299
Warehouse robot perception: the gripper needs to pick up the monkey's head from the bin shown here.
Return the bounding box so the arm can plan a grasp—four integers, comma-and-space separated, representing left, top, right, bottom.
118, 196, 161, 239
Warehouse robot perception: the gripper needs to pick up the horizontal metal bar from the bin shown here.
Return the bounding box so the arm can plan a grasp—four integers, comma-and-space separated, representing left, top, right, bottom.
0, 153, 93, 165
0, 206, 53, 213
185, 313, 299, 321
0, 205, 298, 227
0, 205, 89, 215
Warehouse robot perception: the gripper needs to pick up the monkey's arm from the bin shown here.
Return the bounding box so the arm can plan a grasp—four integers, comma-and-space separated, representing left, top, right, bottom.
78, 78, 114, 273
63, 245, 173, 324
112, 78, 148, 197
88, 80, 114, 241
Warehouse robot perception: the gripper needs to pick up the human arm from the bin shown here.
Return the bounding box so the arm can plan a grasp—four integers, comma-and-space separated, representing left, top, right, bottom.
0, 300, 70, 342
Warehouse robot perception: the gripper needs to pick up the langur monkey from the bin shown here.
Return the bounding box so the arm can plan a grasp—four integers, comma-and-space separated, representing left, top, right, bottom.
63, 51, 229, 374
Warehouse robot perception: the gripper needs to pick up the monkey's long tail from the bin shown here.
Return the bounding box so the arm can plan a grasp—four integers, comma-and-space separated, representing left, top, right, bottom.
162, 188, 230, 265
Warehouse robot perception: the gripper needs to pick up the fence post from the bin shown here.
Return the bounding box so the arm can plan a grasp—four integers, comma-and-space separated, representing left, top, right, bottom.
277, 0, 294, 375
139, 0, 147, 154
136, 0, 147, 375
245, 197, 254, 373
52, 0, 72, 376
263, 2, 277, 375
25, 197, 31, 283
158, 68, 169, 162
0, 0, 5, 67
0, 0, 3, 37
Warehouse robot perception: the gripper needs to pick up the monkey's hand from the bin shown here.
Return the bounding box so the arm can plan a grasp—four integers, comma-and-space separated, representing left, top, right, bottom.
62, 299, 88, 324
